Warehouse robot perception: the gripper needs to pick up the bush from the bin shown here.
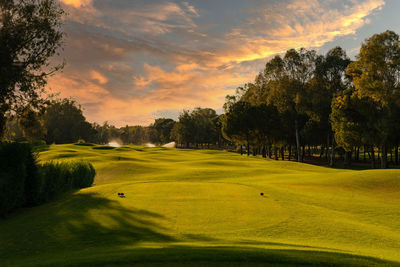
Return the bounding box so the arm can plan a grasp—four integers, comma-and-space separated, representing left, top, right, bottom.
0, 142, 38, 216
70, 161, 96, 188
38, 160, 96, 203
0, 142, 96, 216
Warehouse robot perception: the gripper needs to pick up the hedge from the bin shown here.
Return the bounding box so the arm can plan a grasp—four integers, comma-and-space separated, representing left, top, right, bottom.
0, 142, 96, 217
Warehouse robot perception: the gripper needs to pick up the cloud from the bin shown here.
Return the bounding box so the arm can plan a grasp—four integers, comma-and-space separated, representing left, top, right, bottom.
48, 0, 385, 126
59, 0, 92, 8
90, 70, 108, 84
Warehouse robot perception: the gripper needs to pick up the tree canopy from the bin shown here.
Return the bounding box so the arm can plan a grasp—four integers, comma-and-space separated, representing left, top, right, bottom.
0, 0, 64, 136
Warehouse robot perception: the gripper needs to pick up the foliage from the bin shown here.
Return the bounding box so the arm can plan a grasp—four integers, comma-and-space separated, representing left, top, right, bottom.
0, 142, 36, 215
171, 108, 224, 148
0, 142, 95, 216
43, 98, 96, 144
39, 160, 95, 202
149, 118, 176, 144
0, 0, 64, 136
223, 33, 400, 168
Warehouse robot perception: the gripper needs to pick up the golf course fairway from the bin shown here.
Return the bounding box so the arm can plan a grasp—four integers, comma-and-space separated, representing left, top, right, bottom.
1, 144, 400, 266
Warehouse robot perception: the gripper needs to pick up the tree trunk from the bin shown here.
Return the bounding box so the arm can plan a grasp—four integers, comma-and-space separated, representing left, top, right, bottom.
390, 147, 393, 164
262, 145, 266, 158
371, 146, 375, 168
326, 133, 330, 161
281, 147, 285, 160
274, 146, 278, 160
330, 135, 335, 167
395, 145, 399, 165
302, 145, 305, 162
295, 119, 302, 162
240, 145, 243, 155
288, 145, 292, 161
247, 135, 250, 156
344, 151, 352, 166
356, 147, 360, 161
363, 145, 366, 162
268, 145, 272, 158
381, 145, 388, 169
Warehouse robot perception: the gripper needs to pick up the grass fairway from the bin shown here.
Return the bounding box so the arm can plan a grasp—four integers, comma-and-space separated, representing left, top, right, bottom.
1, 144, 400, 266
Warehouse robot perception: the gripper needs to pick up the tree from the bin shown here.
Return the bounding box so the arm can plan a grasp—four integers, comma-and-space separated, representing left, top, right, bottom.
346, 30, 400, 168
264, 49, 317, 162
310, 47, 351, 165
331, 88, 379, 167
43, 98, 95, 144
0, 0, 64, 137
18, 107, 45, 141
150, 118, 176, 144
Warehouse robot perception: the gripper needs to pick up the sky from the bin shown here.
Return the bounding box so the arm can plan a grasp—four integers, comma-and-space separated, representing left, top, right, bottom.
48, 0, 400, 127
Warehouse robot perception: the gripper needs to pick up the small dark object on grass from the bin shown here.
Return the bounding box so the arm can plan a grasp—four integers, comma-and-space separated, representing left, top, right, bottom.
118, 193, 125, 198
260, 193, 264, 196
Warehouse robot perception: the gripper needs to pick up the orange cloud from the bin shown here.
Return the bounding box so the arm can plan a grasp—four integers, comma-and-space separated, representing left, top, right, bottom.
60, 0, 91, 8
90, 70, 108, 85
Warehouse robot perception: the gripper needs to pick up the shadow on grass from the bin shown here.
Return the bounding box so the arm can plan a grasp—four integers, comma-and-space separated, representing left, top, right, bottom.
2, 193, 399, 267
23, 246, 400, 267
0, 192, 176, 265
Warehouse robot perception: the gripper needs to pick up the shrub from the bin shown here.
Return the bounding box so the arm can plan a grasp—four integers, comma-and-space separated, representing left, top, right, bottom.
0, 142, 96, 216
0, 142, 38, 216
38, 160, 96, 202
70, 161, 96, 188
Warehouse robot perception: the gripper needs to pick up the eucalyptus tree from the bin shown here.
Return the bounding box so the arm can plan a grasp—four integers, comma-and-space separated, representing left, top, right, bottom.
331, 88, 380, 167
346, 30, 400, 168
311, 47, 351, 165
263, 48, 317, 162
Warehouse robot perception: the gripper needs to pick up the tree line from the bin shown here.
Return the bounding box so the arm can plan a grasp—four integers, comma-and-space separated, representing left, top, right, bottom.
3, 98, 228, 148
221, 30, 400, 169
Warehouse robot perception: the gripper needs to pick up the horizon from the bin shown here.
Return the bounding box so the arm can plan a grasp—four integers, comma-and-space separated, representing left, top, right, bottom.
48, 0, 400, 127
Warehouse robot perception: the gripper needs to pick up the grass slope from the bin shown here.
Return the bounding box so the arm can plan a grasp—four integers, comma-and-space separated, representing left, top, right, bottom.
1, 144, 400, 266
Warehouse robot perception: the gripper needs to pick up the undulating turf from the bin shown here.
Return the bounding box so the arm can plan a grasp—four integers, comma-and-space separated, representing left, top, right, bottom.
1, 144, 399, 266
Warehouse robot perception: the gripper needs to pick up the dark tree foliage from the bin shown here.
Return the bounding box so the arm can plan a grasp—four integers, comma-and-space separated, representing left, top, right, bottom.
150, 118, 176, 144
43, 98, 95, 144
0, 0, 64, 136
171, 107, 224, 148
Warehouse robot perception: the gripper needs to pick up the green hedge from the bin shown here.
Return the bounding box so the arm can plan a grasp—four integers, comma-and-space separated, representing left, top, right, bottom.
38, 161, 95, 203
0, 142, 96, 217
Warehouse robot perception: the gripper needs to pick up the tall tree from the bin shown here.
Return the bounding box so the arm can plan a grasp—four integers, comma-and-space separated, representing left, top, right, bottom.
311, 47, 351, 165
0, 0, 64, 136
346, 30, 400, 168
265, 48, 317, 162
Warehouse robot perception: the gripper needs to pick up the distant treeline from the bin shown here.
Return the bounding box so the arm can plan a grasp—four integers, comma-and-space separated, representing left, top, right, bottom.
3, 98, 229, 148
221, 30, 400, 169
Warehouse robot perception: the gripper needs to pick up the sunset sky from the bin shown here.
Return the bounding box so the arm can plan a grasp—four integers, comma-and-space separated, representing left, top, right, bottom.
49, 0, 399, 127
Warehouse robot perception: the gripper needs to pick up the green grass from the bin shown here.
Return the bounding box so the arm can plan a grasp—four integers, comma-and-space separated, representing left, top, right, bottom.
1, 144, 400, 266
